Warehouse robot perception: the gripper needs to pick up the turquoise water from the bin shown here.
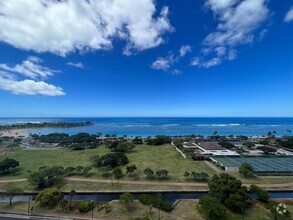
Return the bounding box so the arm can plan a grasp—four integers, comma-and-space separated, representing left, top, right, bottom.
1, 117, 293, 137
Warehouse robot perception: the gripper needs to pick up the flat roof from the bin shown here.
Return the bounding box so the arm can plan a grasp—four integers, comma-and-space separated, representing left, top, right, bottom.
198, 142, 225, 151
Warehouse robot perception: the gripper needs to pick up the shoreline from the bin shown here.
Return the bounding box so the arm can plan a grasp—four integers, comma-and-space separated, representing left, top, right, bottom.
0, 129, 28, 138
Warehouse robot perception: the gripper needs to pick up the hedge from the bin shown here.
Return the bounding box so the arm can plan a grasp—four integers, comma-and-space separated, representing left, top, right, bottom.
139, 194, 173, 212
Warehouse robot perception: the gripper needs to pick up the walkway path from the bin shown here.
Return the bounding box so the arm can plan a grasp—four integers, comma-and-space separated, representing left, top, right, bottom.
0, 178, 292, 190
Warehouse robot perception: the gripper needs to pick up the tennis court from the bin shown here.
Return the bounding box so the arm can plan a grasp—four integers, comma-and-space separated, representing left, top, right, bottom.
211, 156, 293, 175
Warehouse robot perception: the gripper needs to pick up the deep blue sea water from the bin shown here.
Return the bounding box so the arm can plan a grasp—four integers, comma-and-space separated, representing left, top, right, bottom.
1, 117, 293, 137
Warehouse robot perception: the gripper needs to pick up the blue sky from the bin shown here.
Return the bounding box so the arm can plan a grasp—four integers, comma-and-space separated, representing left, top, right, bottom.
0, 0, 292, 117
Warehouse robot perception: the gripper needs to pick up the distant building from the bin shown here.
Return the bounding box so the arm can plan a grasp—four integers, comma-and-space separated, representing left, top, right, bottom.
182, 141, 198, 149
197, 142, 239, 156
183, 141, 239, 156
276, 149, 293, 156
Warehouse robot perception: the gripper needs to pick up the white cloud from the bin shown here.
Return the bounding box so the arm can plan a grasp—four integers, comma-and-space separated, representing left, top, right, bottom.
192, 0, 269, 68
179, 45, 192, 57
151, 44, 191, 73
0, 73, 65, 96
191, 57, 222, 68
284, 7, 293, 22
0, 0, 173, 56
67, 62, 84, 69
0, 56, 60, 79
172, 69, 183, 75
151, 54, 175, 70
0, 58, 64, 96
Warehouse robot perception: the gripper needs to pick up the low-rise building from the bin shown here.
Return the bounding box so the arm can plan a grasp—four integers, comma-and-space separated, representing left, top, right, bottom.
182, 141, 198, 149
197, 142, 239, 156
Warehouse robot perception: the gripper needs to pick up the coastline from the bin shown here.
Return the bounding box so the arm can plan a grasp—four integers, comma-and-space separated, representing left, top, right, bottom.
0, 129, 27, 138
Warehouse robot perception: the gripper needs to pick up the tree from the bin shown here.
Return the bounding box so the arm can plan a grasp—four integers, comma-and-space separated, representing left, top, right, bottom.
28, 166, 64, 189
239, 163, 256, 178
82, 166, 92, 177
0, 188, 23, 206
249, 185, 269, 203
224, 188, 250, 212
0, 158, 19, 175
91, 153, 128, 168
132, 137, 143, 144
113, 167, 123, 185
126, 165, 137, 176
35, 188, 64, 208
156, 169, 169, 179
184, 171, 190, 178
197, 196, 226, 219
60, 199, 68, 211
208, 174, 251, 212
115, 142, 136, 153
218, 141, 235, 149
144, 168, 154, 179
258, 146, 276, 155
119, 193, 134, 211
69, 189, 76, 209
213, 131, 218, 136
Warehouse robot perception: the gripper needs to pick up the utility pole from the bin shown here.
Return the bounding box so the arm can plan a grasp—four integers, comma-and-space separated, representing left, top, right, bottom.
27, 194, 30, 216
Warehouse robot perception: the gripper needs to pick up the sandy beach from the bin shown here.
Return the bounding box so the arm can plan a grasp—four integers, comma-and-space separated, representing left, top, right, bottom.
0, 129, 27, 138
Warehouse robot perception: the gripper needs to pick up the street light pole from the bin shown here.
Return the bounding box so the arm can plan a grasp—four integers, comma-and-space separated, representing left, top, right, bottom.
91, 200, 94, 220
27, 194, 30, 216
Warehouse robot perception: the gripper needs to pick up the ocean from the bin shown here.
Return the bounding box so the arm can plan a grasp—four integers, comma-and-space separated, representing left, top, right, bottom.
0, 117, 293, 137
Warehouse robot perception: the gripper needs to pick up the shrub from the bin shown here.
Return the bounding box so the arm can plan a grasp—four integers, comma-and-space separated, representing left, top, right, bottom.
35, 188, 63, 208
250, 185, 269, 203
78, 201, 95, 213
139, 194, 173, 212
197, 196, 226, 219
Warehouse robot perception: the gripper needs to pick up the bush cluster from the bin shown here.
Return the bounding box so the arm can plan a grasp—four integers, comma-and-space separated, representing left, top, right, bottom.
78, 201, 95, 213
139, 194, 173, 212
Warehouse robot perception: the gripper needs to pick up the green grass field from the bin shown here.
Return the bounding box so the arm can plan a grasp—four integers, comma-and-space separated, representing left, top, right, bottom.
1, 143, 216, 181
1, 141, 293, 191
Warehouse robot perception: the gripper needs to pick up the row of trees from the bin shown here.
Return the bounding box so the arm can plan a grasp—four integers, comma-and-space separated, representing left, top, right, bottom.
144, 168, 169, 179
184, 171, 209, 182
0, 121, 93, 131
31, 132, 102, 149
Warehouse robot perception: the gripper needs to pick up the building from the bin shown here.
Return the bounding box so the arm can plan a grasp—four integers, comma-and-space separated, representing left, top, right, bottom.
182, 141, 198, 149
197, 142, 239, 156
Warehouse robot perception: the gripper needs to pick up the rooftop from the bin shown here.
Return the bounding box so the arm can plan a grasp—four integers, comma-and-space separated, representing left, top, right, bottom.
198, 142, 225, 151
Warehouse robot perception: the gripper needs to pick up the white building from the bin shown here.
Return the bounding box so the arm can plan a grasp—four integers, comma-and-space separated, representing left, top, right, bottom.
183, 141, 239, 156
197, 142, 239, 156
182, 141, 198, 149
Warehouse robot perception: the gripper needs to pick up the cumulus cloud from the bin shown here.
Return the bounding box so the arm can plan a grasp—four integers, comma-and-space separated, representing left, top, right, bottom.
0, 58, 64, 96
0, 56, 59, 79
179, 45, 192, 57
284, 7, 293, 22
151, 54, 176, 71
151, 44, 192, 73
0, 0, 173, 56
67, 62, 84, 69
192, 0, 270, 68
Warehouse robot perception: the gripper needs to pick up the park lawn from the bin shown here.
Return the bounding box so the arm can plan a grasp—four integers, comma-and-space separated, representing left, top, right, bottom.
1, 142, 293, 190
126, 144, 216, 181
1, 145, 109, 179
1, 144, 216, 182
